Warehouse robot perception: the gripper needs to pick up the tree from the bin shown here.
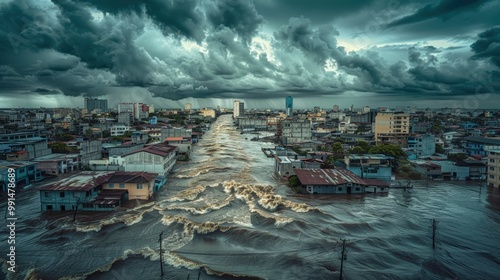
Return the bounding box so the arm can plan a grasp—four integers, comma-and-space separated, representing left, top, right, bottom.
329, 142, 344, 160
368, 144, 407, 169
350, 146, 366, 154
48, 142, 78, 153
448, 153, 468, 162
435, 143, 445, 154
288, 176, 300, 188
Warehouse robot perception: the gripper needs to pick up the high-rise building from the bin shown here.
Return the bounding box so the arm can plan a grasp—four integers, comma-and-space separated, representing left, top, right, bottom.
84, 97, 108, 113
285, 96, 293, 116
233, 100, 244, 118
118, 103, 149, 120
184, 103, 192, 112
332, 105, 339, 112
374, 112, 410, 145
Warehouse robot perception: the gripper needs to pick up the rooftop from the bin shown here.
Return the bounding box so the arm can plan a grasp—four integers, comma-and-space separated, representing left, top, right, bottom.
40, 171, 115, 191
347, 154, 394, 160
463, 136, 500, 146
0, 160, 36, 170
294, 168, 388, 187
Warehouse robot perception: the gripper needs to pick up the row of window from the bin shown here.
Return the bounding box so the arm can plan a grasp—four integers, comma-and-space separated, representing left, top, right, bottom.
109, 183, 143, 189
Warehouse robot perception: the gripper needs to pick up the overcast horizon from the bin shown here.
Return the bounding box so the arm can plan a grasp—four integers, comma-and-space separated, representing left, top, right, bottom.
0, 0, 499, 109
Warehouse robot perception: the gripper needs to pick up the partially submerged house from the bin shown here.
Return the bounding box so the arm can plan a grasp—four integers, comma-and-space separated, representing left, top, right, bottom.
294, 168, 389, 194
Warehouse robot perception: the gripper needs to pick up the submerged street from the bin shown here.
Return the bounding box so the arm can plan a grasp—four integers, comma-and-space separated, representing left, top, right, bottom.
1, 114, 500, 280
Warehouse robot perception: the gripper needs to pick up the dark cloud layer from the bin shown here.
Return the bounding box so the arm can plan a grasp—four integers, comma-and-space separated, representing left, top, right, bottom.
0, 0, 499, 105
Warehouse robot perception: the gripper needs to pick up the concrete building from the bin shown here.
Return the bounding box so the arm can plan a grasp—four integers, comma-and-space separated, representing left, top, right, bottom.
374, 112, 410, 145
122, 142, 178, 187
84, 97, 108, 113
233, 100, 244, 118
1, 161, 42, 191
462, 137, 500, 156
275, 156, 302, 177
0, 131, 52, 160
295, 168, 389, 194
407, 134, 436, 157
184, 103, 192, 112
118, 112, 134, 126
345, 154, 393, 180
34, 154, 81, 175
111, 124, 130, 137
280, 119, 312, 145
487, 149, 500, 187
160, 127, 192, 142
286, 96, 293, 116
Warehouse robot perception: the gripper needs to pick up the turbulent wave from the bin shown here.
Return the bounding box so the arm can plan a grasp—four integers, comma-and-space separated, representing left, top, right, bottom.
75, 207, 154, 232
166, 185, 207, 202
165, 194, 236, 215
161, 215, 230, 235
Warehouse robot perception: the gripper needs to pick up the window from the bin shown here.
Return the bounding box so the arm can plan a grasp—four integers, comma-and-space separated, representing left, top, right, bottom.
120, 183, 125, 188
490, 159, 495, 163
44, 192, 49, 198
490, 175, 495, 179
490, 167, 495, 171
46, 205, 53, 210
355, 187, 360, 191
109, 183, 114, 188
338, 187, 342, 191
60, 192, 65, 198
137, 183, 143, 189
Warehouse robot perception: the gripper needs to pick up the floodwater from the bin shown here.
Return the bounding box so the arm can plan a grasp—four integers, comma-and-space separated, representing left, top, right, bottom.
1, 114, 500, 280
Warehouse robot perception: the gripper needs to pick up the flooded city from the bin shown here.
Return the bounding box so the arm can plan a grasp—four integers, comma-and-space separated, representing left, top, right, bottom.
1, 114, 500, 280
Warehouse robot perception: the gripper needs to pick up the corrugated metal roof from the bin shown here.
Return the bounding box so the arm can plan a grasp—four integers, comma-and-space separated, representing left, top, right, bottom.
40, 171, 115, 191
295, 168, 387, 187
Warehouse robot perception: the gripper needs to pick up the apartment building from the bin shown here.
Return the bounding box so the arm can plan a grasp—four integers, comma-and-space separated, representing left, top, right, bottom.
487, 149, 500, 187
374, 112, 410, 145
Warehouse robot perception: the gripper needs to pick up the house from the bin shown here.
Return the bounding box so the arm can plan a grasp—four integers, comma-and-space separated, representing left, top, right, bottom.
34, 153, 81, 175
39, 171, 158, 211
414, 162, 442, 180
1, 161, 43, 191
102, 172, 157, 200
345, 154, 393, 180
407, 134, 436, 157
294, 168, 389, 194
455, 159, 486, 180
164, 137, 191, 154
39, 171, 118, 211
275, 156, 302, 177
122, 142, 178, 190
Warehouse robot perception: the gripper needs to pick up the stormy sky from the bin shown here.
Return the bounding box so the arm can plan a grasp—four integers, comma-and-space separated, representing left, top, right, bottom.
0, 0, 499, 109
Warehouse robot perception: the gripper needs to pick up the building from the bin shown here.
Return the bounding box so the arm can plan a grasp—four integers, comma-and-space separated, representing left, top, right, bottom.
160, 127, 192, 142
111, 124, 131, 137
487, 149, 500, 187
118, 103, 149, 120
0, 131, 52, 160
118, 112, 134, 126
294, 168, 389, 194
102, 172, 157, 200
1, 161, 42, 192
344, 154, 393, 180
184, 103, 192, 112
122, 143, 179, 188
38, 171, 158, 212
286, 96, 293, 116
34, 154, 81, 175
233, 100, 244, 118
275, 156, 302, 177
84, 97, 108, 113
407, 134, 436, 157
374, 112, 410, 145
280, 119, 312, 145
462, 136, 500, 156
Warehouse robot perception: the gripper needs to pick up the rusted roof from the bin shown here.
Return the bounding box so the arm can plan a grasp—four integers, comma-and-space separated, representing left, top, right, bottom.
108, 171, 156, 183
40, 171, 115, 191
295, 168, 389, 187
122, 142, 177, 157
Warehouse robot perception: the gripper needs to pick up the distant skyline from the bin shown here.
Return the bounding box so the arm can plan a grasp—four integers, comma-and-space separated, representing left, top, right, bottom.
0, 0, 499, 109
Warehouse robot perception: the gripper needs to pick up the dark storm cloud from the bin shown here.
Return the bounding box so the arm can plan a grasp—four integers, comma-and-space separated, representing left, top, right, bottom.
204, 0, 263, 43
471, 25, 500, 68
82, 0, 205, 42
0, 0, 499, 105
387, 0, 490, 28
254, 0, 377, 25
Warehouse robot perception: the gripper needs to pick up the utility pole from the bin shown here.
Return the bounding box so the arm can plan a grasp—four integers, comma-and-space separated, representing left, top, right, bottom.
159, 231, 164, 276
431, 219, 438, 249
197, 268, 201, 280
339, 239, 348, 280
72, 197, 82, 222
